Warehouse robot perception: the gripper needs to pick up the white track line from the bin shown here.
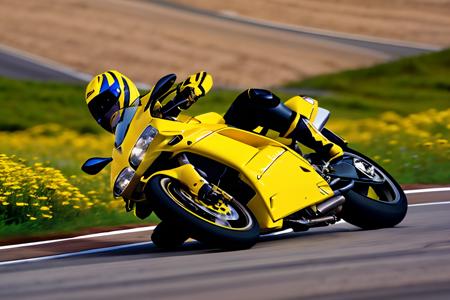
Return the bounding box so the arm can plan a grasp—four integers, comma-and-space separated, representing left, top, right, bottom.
0, 241, 152, 266
0, 188, 448, 252
409, 201, 450, 207
0, 43, 92, 82
404, 187, 450, 194
0, 226, 156, 251
1, 199, 450, 266
0, 43, 151, 90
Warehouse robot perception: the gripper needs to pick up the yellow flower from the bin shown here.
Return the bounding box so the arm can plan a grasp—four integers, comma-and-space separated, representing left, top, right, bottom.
40, 206, 50, 211
73, 205, 80, 209
41, 214, 53, 219
2, 202, 9, 206
16, 202, 28, 206
29, 217, 37, 221
37, 196, 48, 200
388, 140, 398, 145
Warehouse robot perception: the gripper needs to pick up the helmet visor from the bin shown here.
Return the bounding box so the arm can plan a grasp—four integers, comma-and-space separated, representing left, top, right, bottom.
88, 90, 121, 132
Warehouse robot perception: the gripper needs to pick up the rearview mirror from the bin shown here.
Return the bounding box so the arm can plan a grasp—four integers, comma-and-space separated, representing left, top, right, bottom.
145, 74, 177, 111
151, 73, 177, 101
81, 157, 113, 175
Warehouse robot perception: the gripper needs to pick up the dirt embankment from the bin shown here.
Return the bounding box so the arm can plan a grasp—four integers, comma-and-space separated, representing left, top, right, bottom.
0, 0, 382, 87
1, 0, 449, 87
172, 0, 450, 46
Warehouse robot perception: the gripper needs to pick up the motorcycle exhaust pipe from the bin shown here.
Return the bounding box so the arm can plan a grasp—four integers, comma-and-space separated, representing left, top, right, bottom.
317, 195, 345, 215
286, 215, 338, 227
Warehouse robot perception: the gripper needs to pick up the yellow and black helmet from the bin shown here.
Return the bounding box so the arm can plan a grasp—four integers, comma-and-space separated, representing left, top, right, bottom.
85, 70, 140, 133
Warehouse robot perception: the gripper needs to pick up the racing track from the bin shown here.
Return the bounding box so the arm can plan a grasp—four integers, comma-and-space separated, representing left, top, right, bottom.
0, 189, 450, 300
0, 1, 439, 83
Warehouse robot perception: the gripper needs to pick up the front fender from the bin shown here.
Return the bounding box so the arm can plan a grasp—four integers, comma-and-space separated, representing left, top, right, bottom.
141, 164, 206, 196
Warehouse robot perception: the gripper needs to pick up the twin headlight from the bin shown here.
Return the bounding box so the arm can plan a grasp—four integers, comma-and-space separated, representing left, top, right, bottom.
114, 126, 158, 197
129, 126, 158, 168
113, 167, 135, 197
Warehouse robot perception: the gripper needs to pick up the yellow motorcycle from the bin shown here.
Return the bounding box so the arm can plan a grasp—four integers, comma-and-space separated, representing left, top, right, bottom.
82, 73, 407, 249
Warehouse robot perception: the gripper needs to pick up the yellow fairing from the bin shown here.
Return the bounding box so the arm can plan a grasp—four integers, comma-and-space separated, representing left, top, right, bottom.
180, 128, 334, 229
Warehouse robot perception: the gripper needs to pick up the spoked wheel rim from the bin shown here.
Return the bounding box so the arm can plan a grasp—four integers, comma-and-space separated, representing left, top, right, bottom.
344, 152, 401, 203
159, 178, 254, 231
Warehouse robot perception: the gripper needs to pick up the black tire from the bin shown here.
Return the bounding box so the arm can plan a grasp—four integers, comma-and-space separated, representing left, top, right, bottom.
341, 148, 408, 229
146, 175, 260, 250
151, 221, 189, 249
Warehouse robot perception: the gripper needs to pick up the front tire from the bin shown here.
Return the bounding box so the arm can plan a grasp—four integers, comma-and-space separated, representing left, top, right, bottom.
146, 175, 260, 250
341, 149, 408, 229
151, 221, 189, 249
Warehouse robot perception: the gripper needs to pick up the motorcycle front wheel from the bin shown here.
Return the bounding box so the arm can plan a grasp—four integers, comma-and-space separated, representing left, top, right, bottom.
341, 148, 408, 229
146, 175, 259, 250
151, 221, 190, 249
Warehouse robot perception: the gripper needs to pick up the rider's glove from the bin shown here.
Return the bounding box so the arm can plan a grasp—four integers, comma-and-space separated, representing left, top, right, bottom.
177, 87, 198, 110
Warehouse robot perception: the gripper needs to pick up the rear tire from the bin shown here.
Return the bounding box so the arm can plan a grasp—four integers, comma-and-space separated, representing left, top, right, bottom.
146, 175, 260, 250
341, 149, 408, 229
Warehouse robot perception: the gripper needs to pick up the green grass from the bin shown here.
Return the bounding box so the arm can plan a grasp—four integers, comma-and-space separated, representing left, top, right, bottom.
287, 48, 450, 119
0, 78, 100, 133
0, 77, 241, 133
1, 50, 449, 133
0, 207, 154, 240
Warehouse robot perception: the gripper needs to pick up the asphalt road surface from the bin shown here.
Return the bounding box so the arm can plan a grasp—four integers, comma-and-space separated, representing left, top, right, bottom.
0, 45, 89, 83
1, 195, 449, 300
150, 0, 439, 58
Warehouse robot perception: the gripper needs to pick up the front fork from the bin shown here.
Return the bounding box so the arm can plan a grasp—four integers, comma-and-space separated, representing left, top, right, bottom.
142, 153, 230, 204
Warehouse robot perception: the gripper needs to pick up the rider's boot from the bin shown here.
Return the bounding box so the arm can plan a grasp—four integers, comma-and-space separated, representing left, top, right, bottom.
284, 116, 344, 164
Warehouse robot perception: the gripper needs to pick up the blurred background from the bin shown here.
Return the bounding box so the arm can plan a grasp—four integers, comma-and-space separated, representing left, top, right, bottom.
0, 0, 448, 238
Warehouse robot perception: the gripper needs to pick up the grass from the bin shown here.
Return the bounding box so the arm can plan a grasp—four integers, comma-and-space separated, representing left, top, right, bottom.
1, 50, 449, 133
286, 49, 450, 183
0, 78, 100, 133
287, 48, 450, 119
0, 49, 449, 238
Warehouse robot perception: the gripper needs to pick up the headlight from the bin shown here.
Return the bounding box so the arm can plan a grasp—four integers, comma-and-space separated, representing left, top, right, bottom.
129, 126, 158, 168
114, 167, 135, 197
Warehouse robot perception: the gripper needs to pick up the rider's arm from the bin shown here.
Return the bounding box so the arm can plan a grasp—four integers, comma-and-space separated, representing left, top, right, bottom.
161, 71, 213, 118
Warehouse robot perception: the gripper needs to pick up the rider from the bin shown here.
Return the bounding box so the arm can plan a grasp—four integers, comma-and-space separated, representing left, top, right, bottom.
85, 70, 343, 163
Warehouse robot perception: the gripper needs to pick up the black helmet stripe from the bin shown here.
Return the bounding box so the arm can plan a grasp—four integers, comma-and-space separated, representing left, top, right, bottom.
122, 77, 130, 108
107, 71, 129, 107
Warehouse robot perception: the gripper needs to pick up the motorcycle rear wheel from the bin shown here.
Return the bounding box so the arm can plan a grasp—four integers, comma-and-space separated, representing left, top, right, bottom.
146, 175, 259, 250
341, 149, 408, 229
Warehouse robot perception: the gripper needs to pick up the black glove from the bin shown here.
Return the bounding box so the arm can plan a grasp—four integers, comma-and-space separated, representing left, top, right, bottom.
176, 86, 198, 110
